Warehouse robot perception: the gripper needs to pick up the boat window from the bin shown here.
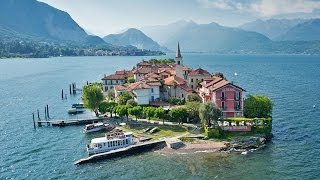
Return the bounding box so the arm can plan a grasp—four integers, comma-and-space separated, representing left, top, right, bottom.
113, 141, 115, 146
103, 143, 106, 146
123, 140, 125, 145
126, 139, 128, 144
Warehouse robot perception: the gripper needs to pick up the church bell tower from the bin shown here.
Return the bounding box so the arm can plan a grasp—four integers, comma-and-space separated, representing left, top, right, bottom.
175, 42, 184, 79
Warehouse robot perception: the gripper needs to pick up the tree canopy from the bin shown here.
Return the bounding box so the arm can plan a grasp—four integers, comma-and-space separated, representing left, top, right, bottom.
118, 91, 133, 105
199, 102, 222, 127
98, 101, 117, 117
169, 107, 187, 124
186, 101, 201, 123
82, 84, 104, 116
186, 93, 201, 102
154, 107, 166, 124
244, 95, 273, 118
128, 106, 143, 120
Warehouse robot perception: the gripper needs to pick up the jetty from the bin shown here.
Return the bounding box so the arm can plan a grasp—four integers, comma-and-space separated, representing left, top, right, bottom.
37, 117, 105, 127
74, 140, 167, 165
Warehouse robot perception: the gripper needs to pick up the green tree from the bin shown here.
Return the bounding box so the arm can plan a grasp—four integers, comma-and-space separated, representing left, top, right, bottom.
82, 84, 104, 117
128, 106, 143, 120
244, 95, 273, 118
186, 101, 201, 123
107, 90, 115, 101
116, 105, 129, 120
127, 76, 135, 83
98, 101, 117, 117
169, 107, 187, 124
154, 107, 166, 124
144, 106, 156, 121
126, 99, 137, 107
186, 93, 201, 102
118, 91, 133, 105
199, 102, 222, 128
214, 72, 226, 80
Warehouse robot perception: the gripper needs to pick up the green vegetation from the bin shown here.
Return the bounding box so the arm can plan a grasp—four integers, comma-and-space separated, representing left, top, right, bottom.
118, 123, 188, 140
118, 91, 133, 105
199, 102, 222, 127
127, 76, 135, 83
186, 93, 201, 102
126, 99, 137, 107
169, 107, 188, 124
214, 72, 226, 80
128, 106, 143, 120
154, 107, 166, 124
115, 105, 129, 120
98, 101, 117, 117
106, 90, 115, 101
143, 106, 156, 120
244, 95, 273, 118
149, 58, 175, 64
168, 97, 185, 105
185, 101, 201, 123
204, 126, 223, 138
82, 84, 104, 117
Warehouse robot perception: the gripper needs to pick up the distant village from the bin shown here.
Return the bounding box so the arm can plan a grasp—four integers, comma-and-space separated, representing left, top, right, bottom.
101, 43, 245, 118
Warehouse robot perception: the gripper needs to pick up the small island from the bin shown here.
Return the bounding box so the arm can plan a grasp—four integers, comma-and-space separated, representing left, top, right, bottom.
79, 43, 273, 163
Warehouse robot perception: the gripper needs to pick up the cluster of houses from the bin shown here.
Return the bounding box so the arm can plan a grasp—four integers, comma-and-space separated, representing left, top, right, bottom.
101, 43, 245, 118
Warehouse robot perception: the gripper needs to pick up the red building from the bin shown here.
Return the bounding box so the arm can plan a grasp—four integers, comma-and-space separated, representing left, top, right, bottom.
199, 77, 245, 118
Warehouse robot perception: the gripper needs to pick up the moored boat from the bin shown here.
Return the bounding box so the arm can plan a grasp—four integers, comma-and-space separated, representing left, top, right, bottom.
83, 122, 113, 133
68, 108, 85, 114
72, 103, 84, 109
86, 130, 134, 155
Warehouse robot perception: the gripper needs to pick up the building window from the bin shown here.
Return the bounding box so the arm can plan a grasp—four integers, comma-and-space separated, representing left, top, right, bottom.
235, 92, 240, 100
110, 86, 113, 89
116, 80, 118, 84
182, 94, 184, 98
151, 88, 154, 93
222, 101, 225, 110
191, 85, 193, 89
221, 91, 225, 100
151, 96, 154, 102
105, 86, 108, 91
191, 78, 193, 82
235, 101, 241, 110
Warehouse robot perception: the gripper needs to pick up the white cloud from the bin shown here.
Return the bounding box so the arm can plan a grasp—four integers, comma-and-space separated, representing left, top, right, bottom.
198, 0, 320, 17
251, 0, 320, 17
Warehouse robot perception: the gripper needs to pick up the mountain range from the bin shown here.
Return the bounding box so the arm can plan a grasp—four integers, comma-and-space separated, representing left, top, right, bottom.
1, 0, 320, 56
138, 20, 320, 54
103, 28, 170, 52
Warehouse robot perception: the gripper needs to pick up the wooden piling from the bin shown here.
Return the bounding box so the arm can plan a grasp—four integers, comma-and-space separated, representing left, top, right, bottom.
69, 84, 72, 94
45, 107, 47, 120
62, 89, 64, 99
32, 113, 36, 129
47, 104, 49, 119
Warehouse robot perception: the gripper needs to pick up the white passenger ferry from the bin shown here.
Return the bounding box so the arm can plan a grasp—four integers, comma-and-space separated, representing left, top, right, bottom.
86, 130, 134, 155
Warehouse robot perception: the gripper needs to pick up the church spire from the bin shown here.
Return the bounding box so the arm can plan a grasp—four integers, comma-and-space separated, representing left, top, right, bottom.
176, 42, 182, 58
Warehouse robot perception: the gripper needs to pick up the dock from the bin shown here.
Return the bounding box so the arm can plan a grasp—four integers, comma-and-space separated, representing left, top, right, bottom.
74, 140, 167, 165
37, 117, 105, 127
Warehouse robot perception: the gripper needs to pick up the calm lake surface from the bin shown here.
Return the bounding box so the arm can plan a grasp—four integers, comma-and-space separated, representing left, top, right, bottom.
1, 54, 320, 179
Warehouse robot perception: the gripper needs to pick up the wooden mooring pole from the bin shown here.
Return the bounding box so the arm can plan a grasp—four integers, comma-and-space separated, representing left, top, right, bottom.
61, 89, 64, 99
69, 84, 72, 94
32, 113, 36, 129
44, 107, 47, 120
46, 104, 49, 119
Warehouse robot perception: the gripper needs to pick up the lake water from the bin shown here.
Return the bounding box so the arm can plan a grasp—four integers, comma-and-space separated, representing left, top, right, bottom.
1, 54, 320, 179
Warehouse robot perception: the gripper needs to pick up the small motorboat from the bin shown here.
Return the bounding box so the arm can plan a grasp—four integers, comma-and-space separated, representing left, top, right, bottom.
68, 108, 85, 114
72, 103, 85, 109
83, 122, 113, 133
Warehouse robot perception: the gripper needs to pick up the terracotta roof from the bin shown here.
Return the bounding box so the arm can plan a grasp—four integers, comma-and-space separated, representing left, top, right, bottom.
164, 76, 186, 86
180, 84, 193, 93
114, 85, 127, 91
202, 77, 223, 88
102, 74, 126, 80
115, 70, 133, 76
145, 73, 161, 79
127, 81, 151, 91
183, 66, 189, 71
188, 68, 211, 76
137, 60, 152, 66
132, 67, 151, 74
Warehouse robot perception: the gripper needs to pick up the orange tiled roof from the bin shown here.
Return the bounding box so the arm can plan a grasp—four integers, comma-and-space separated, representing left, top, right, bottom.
164, 75, 186, 86
102, 74, 126, 80
188, 68, 211, 76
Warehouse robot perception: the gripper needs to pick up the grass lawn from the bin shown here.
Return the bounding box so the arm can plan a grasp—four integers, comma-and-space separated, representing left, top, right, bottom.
118, 123, 189, 140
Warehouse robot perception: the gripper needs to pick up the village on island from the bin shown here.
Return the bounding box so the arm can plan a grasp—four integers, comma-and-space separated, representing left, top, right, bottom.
35, 43, 273, 165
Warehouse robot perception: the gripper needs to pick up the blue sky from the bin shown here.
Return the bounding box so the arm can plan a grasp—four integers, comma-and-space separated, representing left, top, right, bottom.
40, 0, 320, 36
